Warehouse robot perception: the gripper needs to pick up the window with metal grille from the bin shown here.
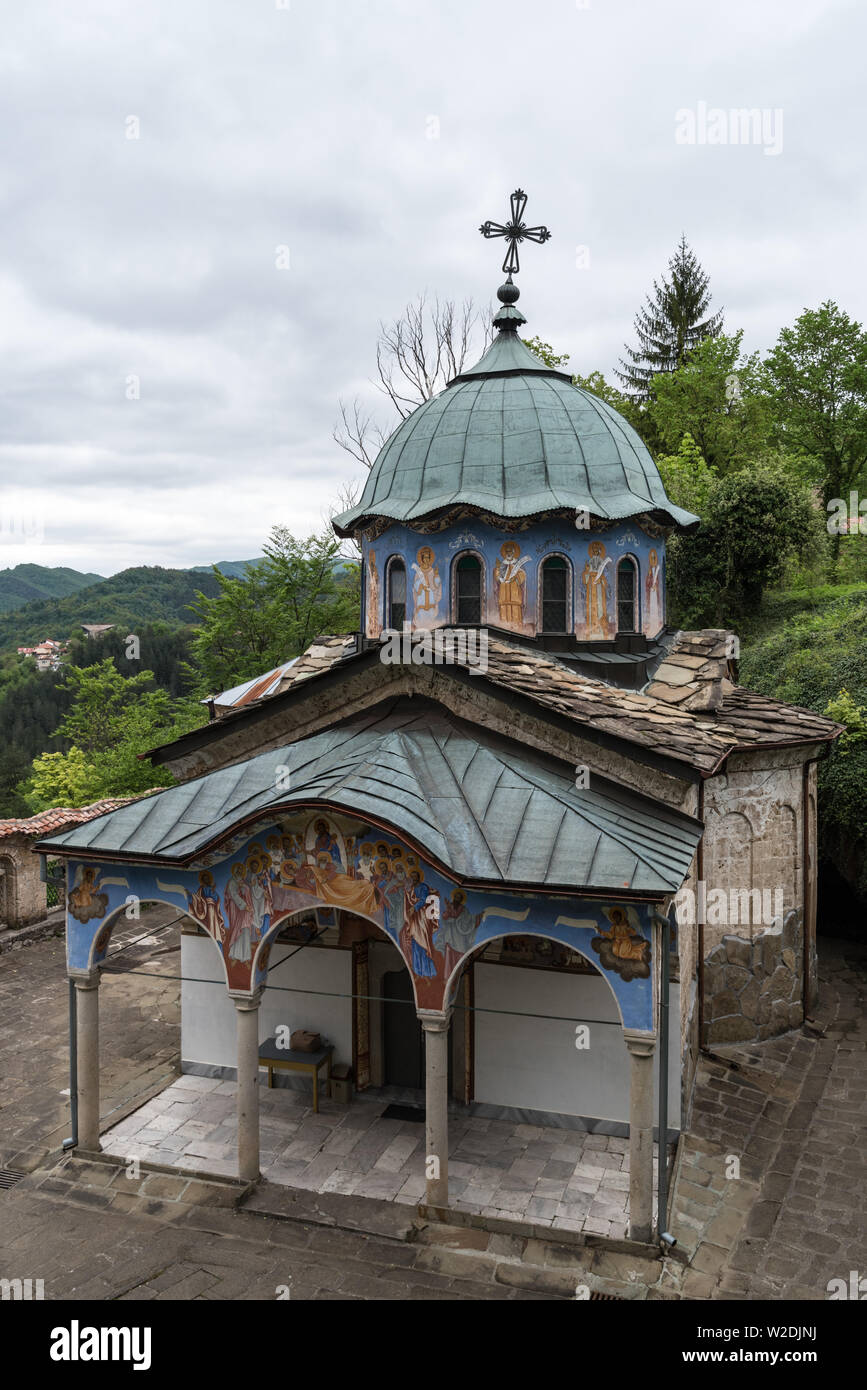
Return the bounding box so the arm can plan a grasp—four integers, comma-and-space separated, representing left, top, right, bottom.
455, 554, 482, 624
540, 555, 569, 632
45, 858, 63, 909
616, 558, 638, 633
387, 559, 406, 630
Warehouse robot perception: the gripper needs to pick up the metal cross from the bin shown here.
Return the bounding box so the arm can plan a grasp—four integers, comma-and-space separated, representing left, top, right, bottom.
479, 189, 551, 276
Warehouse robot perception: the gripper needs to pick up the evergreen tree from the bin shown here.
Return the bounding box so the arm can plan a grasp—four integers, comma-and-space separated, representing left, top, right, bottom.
617, 235, 724, 398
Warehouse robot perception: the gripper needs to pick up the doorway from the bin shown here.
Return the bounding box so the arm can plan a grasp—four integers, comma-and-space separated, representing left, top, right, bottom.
383, 969, 423, 1090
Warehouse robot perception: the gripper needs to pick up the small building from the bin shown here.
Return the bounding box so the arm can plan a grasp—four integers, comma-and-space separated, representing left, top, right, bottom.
36, 197, 841, 1242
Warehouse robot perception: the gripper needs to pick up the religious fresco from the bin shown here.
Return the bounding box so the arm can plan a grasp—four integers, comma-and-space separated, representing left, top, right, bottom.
63, 811, 659, 1031
362, 519, 666, 640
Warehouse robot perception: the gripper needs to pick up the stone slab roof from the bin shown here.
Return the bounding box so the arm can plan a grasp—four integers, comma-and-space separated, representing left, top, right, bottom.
263, 630, 841, 775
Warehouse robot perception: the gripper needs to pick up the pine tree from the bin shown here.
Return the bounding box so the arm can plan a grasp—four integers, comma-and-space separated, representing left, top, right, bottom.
617, 235, 724, 399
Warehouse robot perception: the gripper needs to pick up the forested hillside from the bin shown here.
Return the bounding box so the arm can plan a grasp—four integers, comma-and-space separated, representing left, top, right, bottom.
0, 563, 104, 615
0, 566, 222, 653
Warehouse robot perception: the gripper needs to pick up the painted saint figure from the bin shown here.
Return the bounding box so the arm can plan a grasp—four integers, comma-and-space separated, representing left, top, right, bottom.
411, 545, 442, 627
644, 548, 662, 634
434, 888, 482, 980
581, 540, 612, 638
400, 883, 443, 978
188, 869, 224, 941
494, 540, 530, 626
224, 863, 254, 964
366, 549, 380, 638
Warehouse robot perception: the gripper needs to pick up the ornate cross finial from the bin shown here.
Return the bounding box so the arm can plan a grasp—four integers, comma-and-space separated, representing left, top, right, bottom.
479, 188, 551, 277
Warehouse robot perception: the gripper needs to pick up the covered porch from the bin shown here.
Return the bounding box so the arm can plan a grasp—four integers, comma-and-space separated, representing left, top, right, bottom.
36, 699, 700, 1244
101, 1072, 658, 1238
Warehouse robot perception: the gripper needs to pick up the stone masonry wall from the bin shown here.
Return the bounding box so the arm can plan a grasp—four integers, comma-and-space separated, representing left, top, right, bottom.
702, 910, 804, 1045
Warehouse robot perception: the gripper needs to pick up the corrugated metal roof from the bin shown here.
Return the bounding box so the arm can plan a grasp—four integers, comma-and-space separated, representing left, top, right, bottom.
37, 699, 702, 894
333, 332, 699, 535
208, 659, 298, 709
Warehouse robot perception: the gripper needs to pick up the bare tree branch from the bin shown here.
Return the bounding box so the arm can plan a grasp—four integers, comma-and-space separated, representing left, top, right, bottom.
333, 294, 496, 473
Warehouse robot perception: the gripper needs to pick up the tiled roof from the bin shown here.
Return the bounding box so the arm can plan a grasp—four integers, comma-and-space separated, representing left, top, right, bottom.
266, 631, 842, 774
0, 795, 157, 840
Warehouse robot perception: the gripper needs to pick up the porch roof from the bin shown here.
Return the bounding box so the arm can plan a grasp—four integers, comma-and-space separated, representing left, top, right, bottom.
36, 699, 702, 896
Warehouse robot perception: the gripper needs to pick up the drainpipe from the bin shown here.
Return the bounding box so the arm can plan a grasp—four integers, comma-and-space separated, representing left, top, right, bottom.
62, 978, 78, 1151
696, 780, 705, 1048
657, 909, 671, 1238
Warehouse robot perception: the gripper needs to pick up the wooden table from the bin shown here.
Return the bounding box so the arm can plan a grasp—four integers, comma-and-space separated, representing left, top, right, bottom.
258, 1038, 334, 1113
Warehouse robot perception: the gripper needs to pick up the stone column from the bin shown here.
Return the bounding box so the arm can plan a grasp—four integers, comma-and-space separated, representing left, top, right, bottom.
626, 1036, 656, 1242
231, 991, 262, 1183
420, 1011, 451, 1208
74, 973, 101, 1153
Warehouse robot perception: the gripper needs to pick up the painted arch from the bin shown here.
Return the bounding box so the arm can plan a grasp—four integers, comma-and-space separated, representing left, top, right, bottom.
64, 810, 660, 1032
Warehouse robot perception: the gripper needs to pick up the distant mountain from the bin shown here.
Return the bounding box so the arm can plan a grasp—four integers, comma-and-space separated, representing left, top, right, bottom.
0, 563, 104, 615
0, 566, 223, 653
190, 558, 262, 579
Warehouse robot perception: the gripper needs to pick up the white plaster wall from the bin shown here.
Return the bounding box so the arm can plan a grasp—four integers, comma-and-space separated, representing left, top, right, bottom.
474, 965, 681, 1126
181, 935, 353, 1072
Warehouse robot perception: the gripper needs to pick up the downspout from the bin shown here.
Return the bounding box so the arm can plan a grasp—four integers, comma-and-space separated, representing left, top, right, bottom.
657, 909, 671, 1239
63, 979, 78, 1151
697, 780, 705, 1048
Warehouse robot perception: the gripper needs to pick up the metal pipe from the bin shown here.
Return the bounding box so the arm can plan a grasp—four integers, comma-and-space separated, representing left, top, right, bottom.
62, 977, 78, 1150
657, 909, 671, 1239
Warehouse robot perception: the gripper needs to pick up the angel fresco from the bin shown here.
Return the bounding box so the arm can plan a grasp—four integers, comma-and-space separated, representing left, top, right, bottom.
591, 904, 650, 981
68, 865, 109, 924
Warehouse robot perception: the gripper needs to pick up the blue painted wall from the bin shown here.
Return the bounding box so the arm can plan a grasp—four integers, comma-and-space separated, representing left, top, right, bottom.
363, 519, 665, 640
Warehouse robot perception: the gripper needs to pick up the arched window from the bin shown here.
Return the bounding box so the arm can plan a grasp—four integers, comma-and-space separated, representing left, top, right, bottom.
454, 553, 483, 624
616, 557, 638, 634
386, 558, 406, 630
540, 555, 570, 633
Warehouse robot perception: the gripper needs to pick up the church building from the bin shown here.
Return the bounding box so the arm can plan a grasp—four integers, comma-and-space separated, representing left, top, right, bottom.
37, 193, 840, 1244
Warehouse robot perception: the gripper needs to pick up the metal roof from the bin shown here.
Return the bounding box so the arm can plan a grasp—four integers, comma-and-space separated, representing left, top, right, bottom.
207, 659, 298, 709
37, 699, 702, 896
333, 329, 699, 536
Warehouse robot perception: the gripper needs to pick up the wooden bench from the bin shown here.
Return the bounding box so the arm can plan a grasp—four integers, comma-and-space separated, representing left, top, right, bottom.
258, 1038, 334, 1113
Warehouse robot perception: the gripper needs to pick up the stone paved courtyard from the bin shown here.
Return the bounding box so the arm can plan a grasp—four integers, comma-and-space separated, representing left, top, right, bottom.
2, 914, 864, 1299
101, 1077, 657, 1238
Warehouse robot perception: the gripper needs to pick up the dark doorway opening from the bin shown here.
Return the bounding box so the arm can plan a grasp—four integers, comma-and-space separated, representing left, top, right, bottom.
383, 969, 423, 1089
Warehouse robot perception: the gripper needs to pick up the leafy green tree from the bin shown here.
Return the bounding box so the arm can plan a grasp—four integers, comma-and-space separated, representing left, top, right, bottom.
617, 235, 724, 398
739, 595, 867, 904
764, 302, 867, 547
661, 456, 822, 626
187, 526, 360, 694
21, 659, 203, 810
522, 337, 570, 370
649, 331, 771, 471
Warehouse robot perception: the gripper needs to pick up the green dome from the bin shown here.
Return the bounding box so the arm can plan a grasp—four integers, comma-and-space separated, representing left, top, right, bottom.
332, 323, 699, 537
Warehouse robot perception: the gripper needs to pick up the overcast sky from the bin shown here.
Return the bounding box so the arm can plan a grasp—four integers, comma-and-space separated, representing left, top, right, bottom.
1, 0, 865, 576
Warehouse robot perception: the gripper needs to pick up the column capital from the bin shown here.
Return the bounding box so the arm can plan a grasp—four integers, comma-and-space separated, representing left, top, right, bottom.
624, 1032, 656, 1058
69, 969, 100, 989
229, 988, 263, 1010
418, 1008, 452, 1032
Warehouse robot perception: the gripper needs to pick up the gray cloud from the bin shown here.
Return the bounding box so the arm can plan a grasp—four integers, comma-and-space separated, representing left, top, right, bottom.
0, 0, 864, 574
